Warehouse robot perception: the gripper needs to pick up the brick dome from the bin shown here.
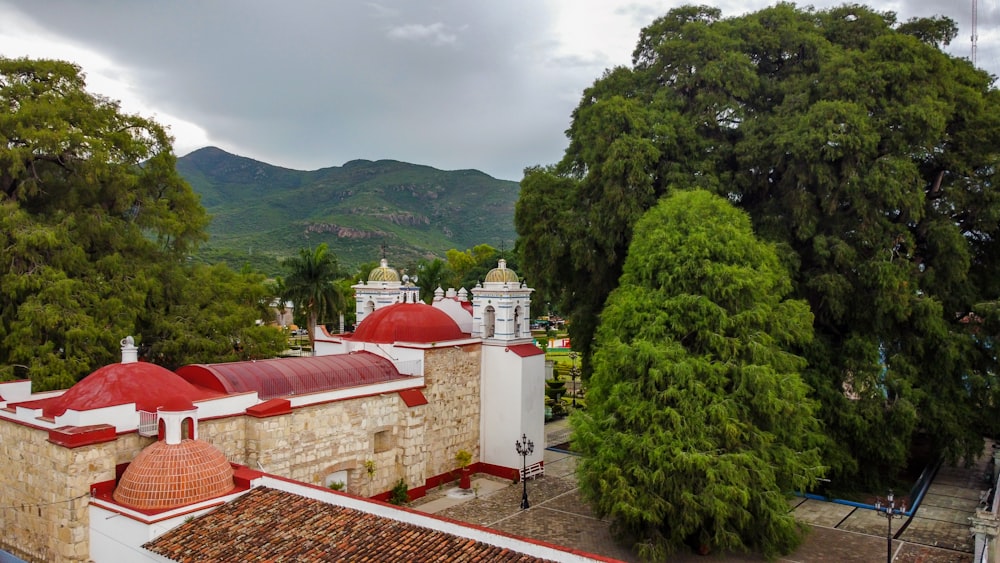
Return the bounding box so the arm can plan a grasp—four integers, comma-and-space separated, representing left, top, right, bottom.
113, 439, 235, 510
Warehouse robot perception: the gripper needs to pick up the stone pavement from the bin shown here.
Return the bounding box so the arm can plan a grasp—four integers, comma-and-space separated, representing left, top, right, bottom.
410, 419, 988, 562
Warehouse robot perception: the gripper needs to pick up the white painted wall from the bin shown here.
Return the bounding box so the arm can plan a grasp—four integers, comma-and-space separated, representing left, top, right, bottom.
287, 377, 425, 408
0, 380, 35, 403
88, 496, 237, 563
479, 345, 545, 471
193, 393, 259, 418
57, 404, 137, 433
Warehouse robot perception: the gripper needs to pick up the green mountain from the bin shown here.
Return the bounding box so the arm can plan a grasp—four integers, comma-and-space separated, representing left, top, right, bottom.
176, 147, 520, 275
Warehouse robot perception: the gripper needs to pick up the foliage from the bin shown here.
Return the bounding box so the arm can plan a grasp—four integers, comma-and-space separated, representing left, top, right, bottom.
141, 263, 287, 369
572, 191, 824, 560
328, 481, 345, 491
283, 244, 345, 347
455, 449, 472, 469
175, 147, 521, 274
0, 57, 285, 388
445, 244, 516, 289
517, 3, 1000, 488
388, 478, 409, 505
414, 258, 448, 303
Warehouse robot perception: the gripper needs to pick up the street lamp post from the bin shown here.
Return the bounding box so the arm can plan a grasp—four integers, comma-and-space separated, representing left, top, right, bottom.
874, 490, 906, 563
515, 433, 534, 509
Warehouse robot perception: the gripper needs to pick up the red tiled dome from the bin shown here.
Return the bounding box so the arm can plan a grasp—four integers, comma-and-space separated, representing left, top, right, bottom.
113, 439, 235, 510
40, 362, 217, 418
351, 303, 466, 344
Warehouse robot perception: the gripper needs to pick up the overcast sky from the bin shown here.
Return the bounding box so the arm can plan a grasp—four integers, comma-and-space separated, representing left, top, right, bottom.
1, 1, 997, 181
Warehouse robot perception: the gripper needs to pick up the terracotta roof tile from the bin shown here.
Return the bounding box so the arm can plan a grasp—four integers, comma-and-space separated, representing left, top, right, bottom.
144, 486, 555, 562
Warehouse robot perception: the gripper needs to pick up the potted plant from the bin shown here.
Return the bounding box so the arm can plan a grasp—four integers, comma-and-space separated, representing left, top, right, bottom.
455, 449, 473, 490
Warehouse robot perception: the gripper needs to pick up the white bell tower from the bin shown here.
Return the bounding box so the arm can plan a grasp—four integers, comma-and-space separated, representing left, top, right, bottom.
474, 260, 545, 474
351, 257, 421, 326
471, 259, 533, 343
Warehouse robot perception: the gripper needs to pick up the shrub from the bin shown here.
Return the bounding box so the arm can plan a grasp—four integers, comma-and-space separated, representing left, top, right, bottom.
389, 478, 409, 505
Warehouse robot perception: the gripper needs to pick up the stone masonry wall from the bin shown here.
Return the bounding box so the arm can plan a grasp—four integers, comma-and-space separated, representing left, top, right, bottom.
422, 345, 482, 477
0, 421, 151, 562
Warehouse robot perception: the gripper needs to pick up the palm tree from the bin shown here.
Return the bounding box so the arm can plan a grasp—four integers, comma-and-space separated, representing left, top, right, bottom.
283, 244, 344, 349
416, 258, 448, 303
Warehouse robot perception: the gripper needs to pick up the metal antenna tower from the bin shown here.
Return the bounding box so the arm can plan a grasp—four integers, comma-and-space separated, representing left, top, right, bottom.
973, 0, 979, 66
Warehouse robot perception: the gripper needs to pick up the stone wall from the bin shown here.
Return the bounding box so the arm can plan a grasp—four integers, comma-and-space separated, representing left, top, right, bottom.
422, 345, 482, 476
0, 422, 151, 562
213, 344, 483, 497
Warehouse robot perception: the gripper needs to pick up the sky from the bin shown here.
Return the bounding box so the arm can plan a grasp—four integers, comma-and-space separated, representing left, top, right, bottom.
1, 1, 997, 181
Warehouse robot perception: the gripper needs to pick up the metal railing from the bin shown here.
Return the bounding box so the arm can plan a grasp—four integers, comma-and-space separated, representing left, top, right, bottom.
137, 411, 158, 437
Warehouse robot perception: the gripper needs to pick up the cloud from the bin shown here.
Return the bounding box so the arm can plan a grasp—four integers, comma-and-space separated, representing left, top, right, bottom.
0, 0, 993, 181
387, 22, 458, 45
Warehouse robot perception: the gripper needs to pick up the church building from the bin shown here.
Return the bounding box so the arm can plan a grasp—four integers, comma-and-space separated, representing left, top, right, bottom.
0, 259, 547, 562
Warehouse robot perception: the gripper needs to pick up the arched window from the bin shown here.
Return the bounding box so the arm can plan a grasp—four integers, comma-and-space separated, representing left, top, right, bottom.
364, 300, 375, 316
514, 305, 522, 337
484, 306, 496, 338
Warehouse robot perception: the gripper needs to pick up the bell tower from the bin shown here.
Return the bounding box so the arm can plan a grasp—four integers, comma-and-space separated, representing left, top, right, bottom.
471, 259, 533, 343
474, 260, 545, 473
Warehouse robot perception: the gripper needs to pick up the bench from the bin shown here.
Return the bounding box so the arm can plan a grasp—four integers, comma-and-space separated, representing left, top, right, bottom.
520, 462, 544, 481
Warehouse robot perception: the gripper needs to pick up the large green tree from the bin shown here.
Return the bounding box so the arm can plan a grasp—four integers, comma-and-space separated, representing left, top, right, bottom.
0, 57, 284, 388
517, 4, 1000, 488
573, 190, 823, 560
283, 243, 345, 346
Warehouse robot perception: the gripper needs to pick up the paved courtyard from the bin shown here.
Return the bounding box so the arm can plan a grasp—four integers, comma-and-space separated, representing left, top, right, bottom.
410, 419, 990, 562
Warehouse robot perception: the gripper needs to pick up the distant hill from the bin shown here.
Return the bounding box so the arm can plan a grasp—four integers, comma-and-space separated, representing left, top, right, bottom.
176, 147, 521, 275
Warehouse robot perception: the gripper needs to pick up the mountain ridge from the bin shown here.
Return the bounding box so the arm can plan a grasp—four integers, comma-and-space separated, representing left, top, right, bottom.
176, 147, 520, 275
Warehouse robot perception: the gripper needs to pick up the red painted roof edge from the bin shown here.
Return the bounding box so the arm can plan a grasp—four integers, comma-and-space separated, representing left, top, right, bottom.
507, 343, 545, 357
246, 399, 292, 418
48, 424, 118, 448
398, 389, 428, 407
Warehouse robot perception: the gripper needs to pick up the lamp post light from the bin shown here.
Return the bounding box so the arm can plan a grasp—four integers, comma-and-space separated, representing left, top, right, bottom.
515, 433, 534, 509
874, 490, 906, 563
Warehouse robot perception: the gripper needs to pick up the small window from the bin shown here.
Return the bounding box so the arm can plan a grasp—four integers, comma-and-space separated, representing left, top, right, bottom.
325, 470, 348, 490
374, 430, 394, 453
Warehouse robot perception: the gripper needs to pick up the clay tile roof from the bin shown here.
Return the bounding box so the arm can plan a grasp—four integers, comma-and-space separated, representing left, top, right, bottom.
144, 487, 555, 562
113, 440, 235, 510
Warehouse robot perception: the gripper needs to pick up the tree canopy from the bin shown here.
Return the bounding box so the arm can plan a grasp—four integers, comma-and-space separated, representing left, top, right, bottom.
0, 57, 285, 388
572, 190, 824, 560
517, 4, 1000, 488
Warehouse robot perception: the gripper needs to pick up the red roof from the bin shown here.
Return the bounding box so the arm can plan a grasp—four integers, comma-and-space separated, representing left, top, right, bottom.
398, 389, 428, 407
176, 352, 405, 400
508, 344, 545, 357
16, 362, 219, 418
351, 303, 466, 344
143, 486, 557, 562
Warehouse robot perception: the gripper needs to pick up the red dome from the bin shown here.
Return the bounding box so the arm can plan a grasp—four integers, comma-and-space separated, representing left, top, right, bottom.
40, 362, 218, 418
113, 439, 235, 510
351, 303, 466, 344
